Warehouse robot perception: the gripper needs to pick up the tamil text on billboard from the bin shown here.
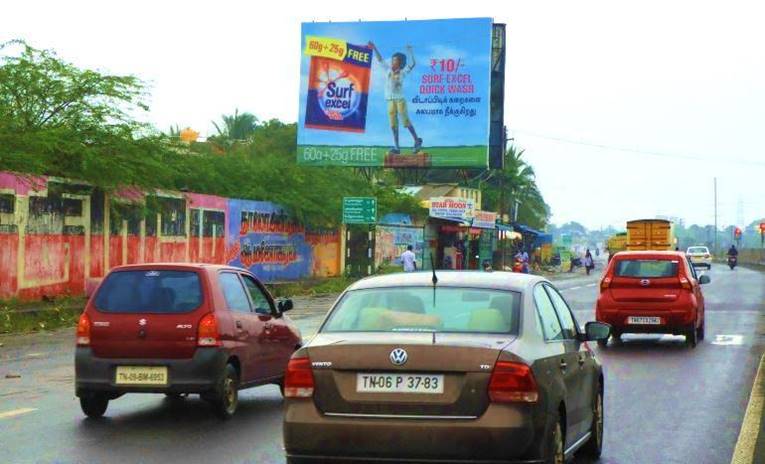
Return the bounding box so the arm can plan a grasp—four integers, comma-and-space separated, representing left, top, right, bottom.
298, 18, 494, 168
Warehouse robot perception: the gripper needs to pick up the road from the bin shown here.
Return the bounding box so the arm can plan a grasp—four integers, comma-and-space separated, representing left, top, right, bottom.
1, 266, 763, 464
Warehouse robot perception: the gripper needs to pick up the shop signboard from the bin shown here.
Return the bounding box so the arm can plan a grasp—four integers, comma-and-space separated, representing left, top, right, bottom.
472, 210, 497, 229
429, 196, 475, 221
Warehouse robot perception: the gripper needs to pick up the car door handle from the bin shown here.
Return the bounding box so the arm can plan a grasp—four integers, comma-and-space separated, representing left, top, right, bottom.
559, 360, 568, 370
235, 320, 243, 329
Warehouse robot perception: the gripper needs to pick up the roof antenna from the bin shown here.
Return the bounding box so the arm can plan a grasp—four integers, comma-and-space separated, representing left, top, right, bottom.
430, 253, 438, 344
430, 253, 438, 286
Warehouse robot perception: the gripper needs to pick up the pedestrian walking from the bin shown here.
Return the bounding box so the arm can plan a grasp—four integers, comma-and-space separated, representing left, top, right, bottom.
400, 245, 417, 272
584, 248, 594, 275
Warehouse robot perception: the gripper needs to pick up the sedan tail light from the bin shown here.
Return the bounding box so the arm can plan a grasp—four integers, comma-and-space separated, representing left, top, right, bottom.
197, 313, 220, 347
284, 356, 315, 398
488, 361, 538, 403
76, 312, 91, 346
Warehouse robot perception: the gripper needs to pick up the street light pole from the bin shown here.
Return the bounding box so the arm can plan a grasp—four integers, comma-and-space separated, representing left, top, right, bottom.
714, 177, 718, 256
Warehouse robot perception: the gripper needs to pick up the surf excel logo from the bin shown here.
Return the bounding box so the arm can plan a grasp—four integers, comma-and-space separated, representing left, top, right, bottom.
318, 70, 361, 121
304, 36, 372, 133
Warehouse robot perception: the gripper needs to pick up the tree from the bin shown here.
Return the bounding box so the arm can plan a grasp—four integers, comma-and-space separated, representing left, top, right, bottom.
481, 146, 551, 229
211, 109, 258, 141
0, 40, 177, 189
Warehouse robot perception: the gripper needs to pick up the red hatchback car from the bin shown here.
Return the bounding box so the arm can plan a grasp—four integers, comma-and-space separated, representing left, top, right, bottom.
596, 251, 709, 347
75, 264, 302, 418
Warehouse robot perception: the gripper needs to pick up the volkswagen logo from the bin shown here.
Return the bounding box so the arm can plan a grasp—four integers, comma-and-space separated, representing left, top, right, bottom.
138, 318, 147, 326
389, 348, 408, 366
640, 279, 651, 287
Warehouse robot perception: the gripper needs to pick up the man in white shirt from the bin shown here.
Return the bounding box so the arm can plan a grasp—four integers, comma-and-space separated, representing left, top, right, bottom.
400, 245, 417, 272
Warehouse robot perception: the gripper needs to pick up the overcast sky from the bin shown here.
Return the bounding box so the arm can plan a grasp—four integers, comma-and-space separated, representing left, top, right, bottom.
3, 0, 764, 229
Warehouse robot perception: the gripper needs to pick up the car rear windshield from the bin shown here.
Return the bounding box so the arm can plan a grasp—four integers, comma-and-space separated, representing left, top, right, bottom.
321, 287, 521, 334
687, 247, 709, 254
614, 260, 679, 278
94, 270, 202, 313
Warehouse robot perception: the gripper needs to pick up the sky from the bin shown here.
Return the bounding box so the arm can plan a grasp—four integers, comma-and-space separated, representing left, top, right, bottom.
2, 0, 764, 230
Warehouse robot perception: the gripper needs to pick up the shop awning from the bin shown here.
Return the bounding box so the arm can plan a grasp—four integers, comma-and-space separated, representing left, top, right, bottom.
431, 216, 471, 226
514, 223, 545, 236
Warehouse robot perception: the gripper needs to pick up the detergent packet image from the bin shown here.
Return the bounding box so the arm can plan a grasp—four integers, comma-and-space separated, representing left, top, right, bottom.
304, 36, 372, 133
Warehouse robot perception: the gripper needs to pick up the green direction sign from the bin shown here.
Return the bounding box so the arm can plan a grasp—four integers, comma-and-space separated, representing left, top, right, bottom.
343, 197, 377, 224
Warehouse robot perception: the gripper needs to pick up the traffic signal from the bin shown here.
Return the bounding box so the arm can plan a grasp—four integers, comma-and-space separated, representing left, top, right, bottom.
734, 227, 742, 239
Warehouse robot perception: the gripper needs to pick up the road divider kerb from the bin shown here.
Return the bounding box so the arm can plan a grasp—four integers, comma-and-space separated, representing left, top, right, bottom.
0, 408, 37, 420
731, 353, 765, 464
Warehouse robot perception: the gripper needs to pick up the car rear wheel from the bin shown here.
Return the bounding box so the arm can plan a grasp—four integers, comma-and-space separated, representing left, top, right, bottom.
686, 325, 698, 348
80, 393, 109, 418
697, 319, 705, 341
211, 363, 239, 419
580, 388, 604, 458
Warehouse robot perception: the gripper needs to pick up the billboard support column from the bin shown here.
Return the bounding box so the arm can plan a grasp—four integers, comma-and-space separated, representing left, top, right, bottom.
340, 224, 347, 275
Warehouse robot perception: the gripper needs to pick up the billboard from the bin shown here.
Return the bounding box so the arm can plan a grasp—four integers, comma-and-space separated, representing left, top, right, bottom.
298, 18, 494, 168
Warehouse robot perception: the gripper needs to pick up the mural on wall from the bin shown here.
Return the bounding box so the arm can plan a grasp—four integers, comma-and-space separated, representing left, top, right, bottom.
226, 199, 314, 282
0, 172, 341, 300
375, 225, 424, 268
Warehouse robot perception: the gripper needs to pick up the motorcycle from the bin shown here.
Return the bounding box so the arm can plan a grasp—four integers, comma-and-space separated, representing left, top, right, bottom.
728, 255, 737, 270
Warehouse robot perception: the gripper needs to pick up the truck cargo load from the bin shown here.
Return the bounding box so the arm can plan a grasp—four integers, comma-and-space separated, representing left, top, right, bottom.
626, 219, 676, 251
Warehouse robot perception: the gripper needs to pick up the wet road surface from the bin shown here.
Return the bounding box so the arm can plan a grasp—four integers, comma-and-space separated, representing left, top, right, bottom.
1, 267, 763, 463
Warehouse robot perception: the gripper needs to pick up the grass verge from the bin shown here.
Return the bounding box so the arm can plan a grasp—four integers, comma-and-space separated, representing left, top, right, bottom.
0, 297, 86, 335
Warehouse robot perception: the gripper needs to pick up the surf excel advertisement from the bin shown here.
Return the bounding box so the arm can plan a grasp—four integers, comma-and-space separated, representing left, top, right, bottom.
297, 18, 494, 168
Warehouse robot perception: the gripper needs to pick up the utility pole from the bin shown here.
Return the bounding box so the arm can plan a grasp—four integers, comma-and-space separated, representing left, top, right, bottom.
714, 177, 718, 256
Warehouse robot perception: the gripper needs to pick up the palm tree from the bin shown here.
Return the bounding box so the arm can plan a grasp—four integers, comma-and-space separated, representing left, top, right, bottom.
484, 146, 550, 229
212, 109, 258, 141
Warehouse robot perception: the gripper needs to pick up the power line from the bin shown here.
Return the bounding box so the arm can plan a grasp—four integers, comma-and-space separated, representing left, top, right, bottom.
512, 129, 765, 168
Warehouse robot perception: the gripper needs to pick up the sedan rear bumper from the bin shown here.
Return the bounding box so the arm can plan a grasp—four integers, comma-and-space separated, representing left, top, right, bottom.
597, 309, 696, 333
75, 346, 228, 396
284, 400, 544, 463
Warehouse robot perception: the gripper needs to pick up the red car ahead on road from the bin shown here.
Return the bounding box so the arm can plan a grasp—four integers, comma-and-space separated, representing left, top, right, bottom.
75, 264, 301, 419
596, 251, 709, 347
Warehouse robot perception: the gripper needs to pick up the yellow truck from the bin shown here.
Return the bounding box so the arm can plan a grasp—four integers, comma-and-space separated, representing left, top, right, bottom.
607, 232, 628, 253
626, 219, 676, 251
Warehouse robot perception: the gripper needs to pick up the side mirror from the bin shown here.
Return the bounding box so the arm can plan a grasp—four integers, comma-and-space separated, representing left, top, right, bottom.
584, 321, 611, 342
699, 275, 711, 285
254, 306, 272, 316
278, 299, 294, 313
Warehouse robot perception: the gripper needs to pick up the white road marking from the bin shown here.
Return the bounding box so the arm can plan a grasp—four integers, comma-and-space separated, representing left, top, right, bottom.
712, 335, 744, 346
568, 286, 582, 291
586, 283, 597, 287
0, 408, 37, 419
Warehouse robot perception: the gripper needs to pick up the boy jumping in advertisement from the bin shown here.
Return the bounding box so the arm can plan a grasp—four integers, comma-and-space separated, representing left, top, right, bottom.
368, 41, 423, 155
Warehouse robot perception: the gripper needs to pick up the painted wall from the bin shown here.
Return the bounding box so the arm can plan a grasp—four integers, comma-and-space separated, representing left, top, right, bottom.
0, 172, 341, 300
375, 225, 424, 268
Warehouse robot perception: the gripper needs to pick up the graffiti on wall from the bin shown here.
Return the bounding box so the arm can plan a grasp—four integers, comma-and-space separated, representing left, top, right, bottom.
0, 172, 341, 300
375, 225, 424, 268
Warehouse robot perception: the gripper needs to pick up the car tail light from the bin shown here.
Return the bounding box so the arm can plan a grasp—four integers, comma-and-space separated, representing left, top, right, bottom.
197, 313, 220, 347
284, 356, 315, 398
704, 254, 710, 259
488, 361, 538, 403
679, 276, 692, 290
600, 276, 612, 290
76, 313, 91, 346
